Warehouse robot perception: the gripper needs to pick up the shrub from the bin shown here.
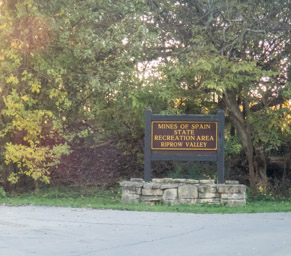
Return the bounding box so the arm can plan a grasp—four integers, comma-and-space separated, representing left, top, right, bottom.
0, 187, 6, 198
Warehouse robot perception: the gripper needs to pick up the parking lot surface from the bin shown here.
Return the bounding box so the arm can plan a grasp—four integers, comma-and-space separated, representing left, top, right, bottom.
0, 205, 290, 256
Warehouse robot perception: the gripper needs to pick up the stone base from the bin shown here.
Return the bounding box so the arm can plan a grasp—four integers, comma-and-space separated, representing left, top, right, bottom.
120, 178, 247, 206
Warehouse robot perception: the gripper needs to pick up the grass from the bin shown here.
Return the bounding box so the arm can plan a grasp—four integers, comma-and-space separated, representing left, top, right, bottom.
1, 185, 291, 214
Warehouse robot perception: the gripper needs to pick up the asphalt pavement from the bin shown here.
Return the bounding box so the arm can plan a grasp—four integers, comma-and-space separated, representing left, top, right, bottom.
0, 205, 290, 256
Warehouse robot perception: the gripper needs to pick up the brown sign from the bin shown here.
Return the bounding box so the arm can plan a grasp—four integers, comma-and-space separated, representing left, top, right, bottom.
151, 121, 217, 150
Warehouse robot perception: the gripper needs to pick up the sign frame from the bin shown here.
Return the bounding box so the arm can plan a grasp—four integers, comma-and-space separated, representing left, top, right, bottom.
144, 109, 225, 184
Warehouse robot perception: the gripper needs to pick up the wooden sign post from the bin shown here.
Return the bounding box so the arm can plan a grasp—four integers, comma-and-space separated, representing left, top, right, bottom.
144, 109, 225, 183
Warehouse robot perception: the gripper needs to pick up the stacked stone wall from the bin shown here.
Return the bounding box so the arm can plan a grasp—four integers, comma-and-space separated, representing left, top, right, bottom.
120, 178, 246, 206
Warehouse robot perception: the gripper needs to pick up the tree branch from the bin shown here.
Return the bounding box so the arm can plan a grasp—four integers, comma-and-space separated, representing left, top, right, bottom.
250, 90, 284, 112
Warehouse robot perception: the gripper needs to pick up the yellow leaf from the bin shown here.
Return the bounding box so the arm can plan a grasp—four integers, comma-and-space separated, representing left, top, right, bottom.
21, 95, 29, 102
6, 75, 19, 84
0, 23, 7, 29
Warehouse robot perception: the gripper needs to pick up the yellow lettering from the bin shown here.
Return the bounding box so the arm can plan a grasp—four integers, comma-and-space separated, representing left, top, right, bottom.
188, 130, 194, 135
184, 136, 195, 141
157, 123, 178, 129
190, 123, 212, 129
191, 124, 199, 129
180, 124, 189, 129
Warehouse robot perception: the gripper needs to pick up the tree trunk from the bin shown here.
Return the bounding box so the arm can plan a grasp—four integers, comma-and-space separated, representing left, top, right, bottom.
34, 179, 39, 194
224, 89, 268, 191
254, 146, 268, 188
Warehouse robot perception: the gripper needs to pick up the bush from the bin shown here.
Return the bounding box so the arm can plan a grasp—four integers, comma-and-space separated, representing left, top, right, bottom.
167, 162, 216, 180
0, 187, 6, 198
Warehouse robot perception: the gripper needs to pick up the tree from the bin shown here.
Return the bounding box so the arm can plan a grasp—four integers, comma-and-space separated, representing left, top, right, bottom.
142, 0, 291, 190
0, 0, 154, 189
0, 0, 72, 191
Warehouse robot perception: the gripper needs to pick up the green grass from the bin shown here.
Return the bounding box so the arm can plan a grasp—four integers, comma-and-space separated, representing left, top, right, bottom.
1, 186, 291, 214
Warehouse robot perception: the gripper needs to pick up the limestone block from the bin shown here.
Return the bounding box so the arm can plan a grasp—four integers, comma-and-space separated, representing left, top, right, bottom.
179, 199, 197, 204
143, 182, 161, 189
199, 192, 220, 199
225, 180, 239, 185
143, 182, 153, 189
163, 189, 178, 201
153, 178, 174, 183
120, 181, 143, 188
199, 180, 215, 184
221, 199, 246, 206
217, 185, 246, 194
221, 193, 246, 200
152, 178, 163, 183
152, 183, 162, 189
142, 188, 163, 196
141, 196, 163, 204
160, 183, 179, 189
197, 198, 220, 204
171, 179, 186, 183
178, 185, 198, 199
143, 182, 162, 189
184, 179, 199, 184
161, 178, 174, 183
122, 187, 141, 195
130, 178, 143, 182
141, 195, 163, 201
122, 193, 140, 204
198, 185, 217, 193
119, 181, 128, 187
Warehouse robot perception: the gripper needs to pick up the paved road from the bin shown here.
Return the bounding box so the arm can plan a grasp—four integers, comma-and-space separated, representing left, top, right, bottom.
0, 206, 290, 256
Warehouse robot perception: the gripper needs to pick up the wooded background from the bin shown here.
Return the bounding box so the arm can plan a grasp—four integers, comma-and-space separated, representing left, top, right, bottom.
0, 0, 290, 194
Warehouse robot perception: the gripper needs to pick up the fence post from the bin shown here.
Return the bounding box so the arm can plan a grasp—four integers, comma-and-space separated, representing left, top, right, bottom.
144, 109, 152, 182
217, 110, 225, 184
